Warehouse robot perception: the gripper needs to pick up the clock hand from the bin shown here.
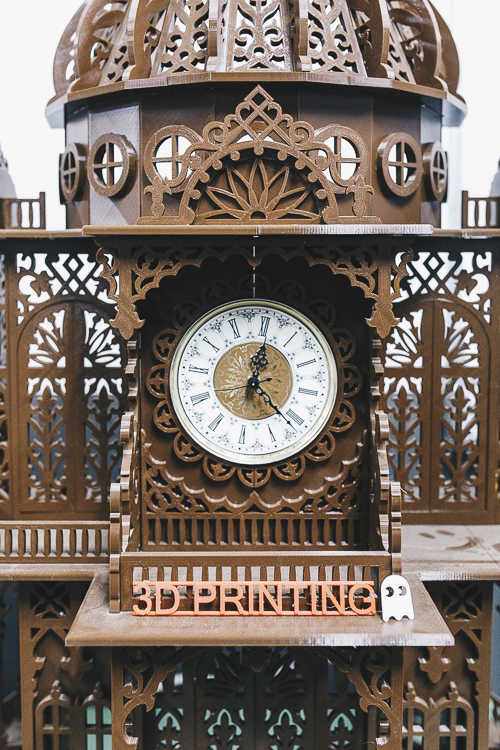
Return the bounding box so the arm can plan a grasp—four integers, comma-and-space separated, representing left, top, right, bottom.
252, 384, 297, 432
214, 377, 272, 393
250, 336, 269, 379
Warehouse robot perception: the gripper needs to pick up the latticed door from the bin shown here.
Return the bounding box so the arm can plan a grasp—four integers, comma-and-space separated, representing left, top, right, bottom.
382, 297, 490, 520
15, 302, 123, 515
1, 245, 126, 521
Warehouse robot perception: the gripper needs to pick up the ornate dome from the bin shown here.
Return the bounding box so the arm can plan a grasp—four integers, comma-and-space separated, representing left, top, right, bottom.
49, 0, 464, 117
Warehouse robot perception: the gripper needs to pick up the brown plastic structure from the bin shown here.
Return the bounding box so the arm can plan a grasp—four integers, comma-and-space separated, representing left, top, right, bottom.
0, 1, 498, 749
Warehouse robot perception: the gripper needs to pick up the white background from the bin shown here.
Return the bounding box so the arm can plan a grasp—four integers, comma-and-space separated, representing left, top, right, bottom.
0, 0, 499, 229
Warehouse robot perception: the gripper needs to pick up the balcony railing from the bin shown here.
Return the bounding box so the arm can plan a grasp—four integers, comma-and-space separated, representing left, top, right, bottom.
0, 192, 46, 229
462, 191, 500, 229
0, 522, 109, 563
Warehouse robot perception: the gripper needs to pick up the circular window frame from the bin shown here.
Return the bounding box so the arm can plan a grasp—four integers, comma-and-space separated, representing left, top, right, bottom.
144, 125, 201, 191
59, 143, 86, 203
314, 124, 369, 188
423, 141, 448, 202
88, 133, 136, 198
377, 132, 423, 197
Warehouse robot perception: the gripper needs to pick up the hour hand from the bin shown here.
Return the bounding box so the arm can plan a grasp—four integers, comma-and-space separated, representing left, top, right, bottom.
250, 339, 269, 378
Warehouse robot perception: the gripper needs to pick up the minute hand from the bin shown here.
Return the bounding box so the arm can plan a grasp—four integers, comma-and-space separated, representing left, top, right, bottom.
254, 385, 297, 432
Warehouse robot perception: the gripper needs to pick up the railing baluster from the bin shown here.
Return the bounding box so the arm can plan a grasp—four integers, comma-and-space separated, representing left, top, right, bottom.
5, 529, 11, 557
19, 529, 26, 557
69, 529, 76, 557
82, 528, 88, 558
55, 528, 63, 557
31, 528, 38, 557
95, 529, 102, 557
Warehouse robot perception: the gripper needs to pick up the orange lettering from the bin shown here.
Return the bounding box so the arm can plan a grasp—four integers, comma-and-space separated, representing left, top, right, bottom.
194, 583, 217, 614
287, 582, 310, 615
131, 579, 377, 616
321, 583, 345, 615
155, 582, 180, 615
258, 583, 282, 614
348, 581, 376, 615
220, 584, 245, 615
132, 581, 152, 615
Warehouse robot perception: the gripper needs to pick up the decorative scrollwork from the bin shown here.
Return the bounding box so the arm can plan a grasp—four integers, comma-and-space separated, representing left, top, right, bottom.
386, 0, 446, 90
71, 0, 130, 92
223, 0, 292, 71
97, 240, 412, 340
138, 86, 381, 225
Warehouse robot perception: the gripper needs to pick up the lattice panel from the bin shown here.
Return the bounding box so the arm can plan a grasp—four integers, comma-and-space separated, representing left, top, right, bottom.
18, 581, 112, 750
223, 0, 293, 71
3, 249, 126, 520
403, 581, 493, 750
380, 248, 500, 523
151, 0, 210, 74
112, 646, 403, 749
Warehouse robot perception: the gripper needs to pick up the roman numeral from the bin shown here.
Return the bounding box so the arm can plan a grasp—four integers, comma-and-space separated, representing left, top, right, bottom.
190, 392, 210, 405
208, 414, 224, 431
298, 387, 318, 397
268, 426, 276, 442
202, 336, 219, 352
228, 319, 241, 339
259, 316, 270, 337
238, 426, 246, 444
286, 409, 304, 426
296, 358, 316, 368
284, 331, 297, 347
189, 365, 209, 375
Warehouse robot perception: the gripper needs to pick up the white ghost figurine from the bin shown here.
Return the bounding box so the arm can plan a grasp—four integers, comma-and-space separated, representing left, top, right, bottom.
380, 575, 415, 622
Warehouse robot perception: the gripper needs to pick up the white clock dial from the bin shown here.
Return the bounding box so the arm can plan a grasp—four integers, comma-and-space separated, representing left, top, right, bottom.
170, 300, 338, 465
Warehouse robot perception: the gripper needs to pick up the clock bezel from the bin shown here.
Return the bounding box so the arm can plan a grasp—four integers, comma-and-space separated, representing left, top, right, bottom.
169, 298, 338, 466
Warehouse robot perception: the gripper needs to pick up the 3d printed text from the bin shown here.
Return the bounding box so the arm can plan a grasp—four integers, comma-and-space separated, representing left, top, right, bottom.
132, 580, 377, 616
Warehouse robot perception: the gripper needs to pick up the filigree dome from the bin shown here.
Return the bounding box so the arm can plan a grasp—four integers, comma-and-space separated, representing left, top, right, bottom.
49, 0, 464, 114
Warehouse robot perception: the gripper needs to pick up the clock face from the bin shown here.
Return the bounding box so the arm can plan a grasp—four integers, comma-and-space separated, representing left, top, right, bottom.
170, 300, 338, 465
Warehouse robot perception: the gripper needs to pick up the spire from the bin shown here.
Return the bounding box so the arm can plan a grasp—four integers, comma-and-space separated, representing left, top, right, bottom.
0, 144, 16, 199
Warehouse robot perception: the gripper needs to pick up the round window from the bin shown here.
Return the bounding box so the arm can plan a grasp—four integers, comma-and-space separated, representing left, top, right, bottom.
377, 133, 423, 197
59, 143, 86, 203
88, 134, 136, 198
144, 126, 201, 190
423, 142, 448, 201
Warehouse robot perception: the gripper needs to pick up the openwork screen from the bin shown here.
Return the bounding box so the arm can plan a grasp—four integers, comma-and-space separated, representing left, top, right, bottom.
0, 242, 126, 523
381, 243, 500, 523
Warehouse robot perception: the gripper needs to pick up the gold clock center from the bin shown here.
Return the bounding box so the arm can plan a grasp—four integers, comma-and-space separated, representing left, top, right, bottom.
214, 342, 293, 420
